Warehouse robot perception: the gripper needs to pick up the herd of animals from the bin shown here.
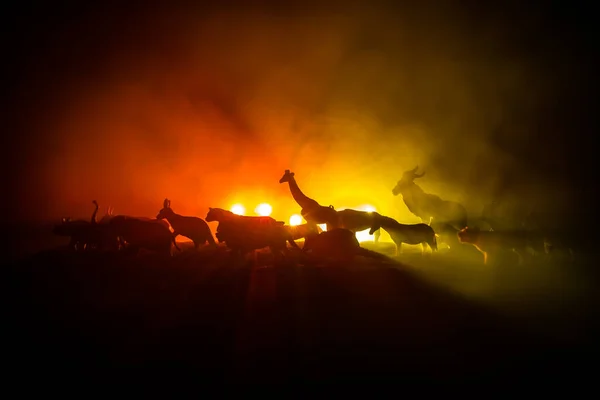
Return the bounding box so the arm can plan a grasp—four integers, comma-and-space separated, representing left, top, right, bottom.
52, 167, 584, 266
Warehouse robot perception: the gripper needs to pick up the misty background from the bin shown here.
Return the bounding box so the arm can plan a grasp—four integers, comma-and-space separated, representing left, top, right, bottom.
4, 1, 596, 226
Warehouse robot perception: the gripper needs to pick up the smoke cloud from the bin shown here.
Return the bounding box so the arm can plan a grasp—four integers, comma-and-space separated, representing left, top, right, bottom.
9, 2, 591, 225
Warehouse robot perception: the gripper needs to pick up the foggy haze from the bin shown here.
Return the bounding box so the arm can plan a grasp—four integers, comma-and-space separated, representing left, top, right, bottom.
7, 2, 594, 225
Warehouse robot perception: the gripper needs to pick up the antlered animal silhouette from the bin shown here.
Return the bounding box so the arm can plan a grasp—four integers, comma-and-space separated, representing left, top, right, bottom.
302, 228, 389, 262
157, 198, 216, 249
369, 215, 437, 256
109, 215, 179, 256
205, 207, 300, 261
279, 170, 339, 230
392, 166, 468, 231
336, 209, 382, 242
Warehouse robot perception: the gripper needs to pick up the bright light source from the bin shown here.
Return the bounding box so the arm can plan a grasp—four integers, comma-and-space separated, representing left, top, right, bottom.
317, 224, 327, 232
230, 204, 245, 215
289, 214, 303, 226
356, 229, 374, 243
361, 205, 376, 213
255, 203, 272, 216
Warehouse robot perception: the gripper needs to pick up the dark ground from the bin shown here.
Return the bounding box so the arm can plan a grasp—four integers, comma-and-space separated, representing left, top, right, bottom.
4, 230, 598, 387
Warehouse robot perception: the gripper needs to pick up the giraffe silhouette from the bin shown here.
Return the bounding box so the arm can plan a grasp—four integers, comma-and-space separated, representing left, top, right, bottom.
279, 170, 339, 231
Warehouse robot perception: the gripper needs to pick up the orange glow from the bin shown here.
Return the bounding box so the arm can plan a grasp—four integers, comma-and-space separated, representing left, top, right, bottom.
255, 203, 272, 216
230, 204, 245, 215
289, 214, 303, 226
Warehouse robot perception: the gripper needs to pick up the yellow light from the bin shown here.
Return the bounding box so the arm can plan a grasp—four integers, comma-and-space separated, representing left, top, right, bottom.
289, 214, 303, 226
230, 204, 245, 215
356, 228, 374, 243
255, 203, 272, 217
317, 224, 327, 232
361, 205, 376, 213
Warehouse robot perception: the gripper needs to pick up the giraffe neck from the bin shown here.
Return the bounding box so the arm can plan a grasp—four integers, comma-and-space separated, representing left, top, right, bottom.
288, 178, 320, 210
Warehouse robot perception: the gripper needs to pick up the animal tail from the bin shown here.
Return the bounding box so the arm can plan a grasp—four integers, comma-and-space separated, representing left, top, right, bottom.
91, 200, 99, 224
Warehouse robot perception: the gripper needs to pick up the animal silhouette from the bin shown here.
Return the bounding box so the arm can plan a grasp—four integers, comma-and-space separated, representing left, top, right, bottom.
206, 207, 300, 262
157, 198, 216, 249
53, 201, 106, 251
109, 215, 178, 256
392, 166, 468, 230
53, 218, 93, 251
279, 170, 339, 230
337, 209, 382, 242
456, 226, 535, 265
370, 215, 437, 256
302, 228, 389, 262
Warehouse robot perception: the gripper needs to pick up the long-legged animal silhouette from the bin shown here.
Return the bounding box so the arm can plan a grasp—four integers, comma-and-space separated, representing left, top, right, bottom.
392, 166, 468, 230
337, 209, 382, 242
302, 228, 389, 262
456, 226, 536, 265
157, 198, 216, 249
206, 207, 300, 262
370, 215, 437, 256
279, 170, 339, 230
392, 166, 467, 250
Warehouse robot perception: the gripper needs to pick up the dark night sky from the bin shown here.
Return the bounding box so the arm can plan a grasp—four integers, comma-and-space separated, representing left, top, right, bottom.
4, 1, 597, 225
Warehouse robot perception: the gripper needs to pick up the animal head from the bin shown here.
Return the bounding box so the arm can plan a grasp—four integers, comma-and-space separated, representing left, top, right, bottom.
457, 226, 480, 244
392, 166, 425, 196
368, 216, 382, 235
279, 169, 295, 184
156, 198, 174, 220
206, 207, 231, 222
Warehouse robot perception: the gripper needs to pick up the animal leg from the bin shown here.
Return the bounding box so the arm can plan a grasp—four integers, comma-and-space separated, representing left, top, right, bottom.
171, 236, 181, 252
373, 228, 381, 243
207, 234, 217, 247
395, 242, 402, 257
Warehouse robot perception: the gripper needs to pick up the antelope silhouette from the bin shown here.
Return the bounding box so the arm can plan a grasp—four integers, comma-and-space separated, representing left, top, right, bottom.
392, 166, 468, 230
370, 215, 437, 256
